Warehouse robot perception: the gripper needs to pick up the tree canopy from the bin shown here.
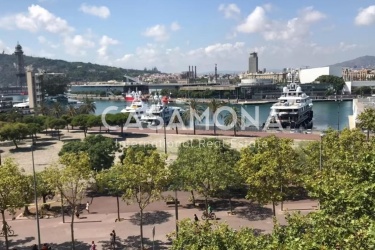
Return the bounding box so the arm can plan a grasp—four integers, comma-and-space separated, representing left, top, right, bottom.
59, 134, 118, 171
315, 75, 345, 93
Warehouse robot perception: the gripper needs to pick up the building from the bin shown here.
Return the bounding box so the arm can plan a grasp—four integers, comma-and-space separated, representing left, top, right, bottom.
240, 72, 287, 84
14, 43, 26, 90
342, 68, 375, 81
26, 71, 42, 111
299, 66, 342, 84
344, 80, 375, 94
248, 52, 258, 73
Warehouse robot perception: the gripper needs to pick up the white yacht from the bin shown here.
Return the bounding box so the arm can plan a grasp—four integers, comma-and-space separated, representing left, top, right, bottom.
140, 99, 184, 126
120, 98, 149, 119
263, 73, 313, 130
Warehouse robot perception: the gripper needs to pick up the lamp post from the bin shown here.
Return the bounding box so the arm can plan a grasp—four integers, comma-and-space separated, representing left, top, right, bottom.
335, 95, 342, 131
30, 145, 41, 249
163, 106, 178, 237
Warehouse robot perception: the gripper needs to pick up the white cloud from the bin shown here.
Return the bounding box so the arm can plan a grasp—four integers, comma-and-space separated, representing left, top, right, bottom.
170, 22, 181, 31
37, 35, 60, 49
97, 35, 119, 60
236, 6, 267, 33
64, 35, 95, 56
143, 25, 169, 41
79, 3, 110, 19
0, 40, 12, 54
0, 5, 74, 34
300, 6, 326, 23
218, 3, 241, 19
355, 5, 375, 26
237, 6, 326, 43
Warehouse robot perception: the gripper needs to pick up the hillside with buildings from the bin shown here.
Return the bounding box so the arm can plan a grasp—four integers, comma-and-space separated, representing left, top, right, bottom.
0, 53, 160, 86
331, 56, 375, 69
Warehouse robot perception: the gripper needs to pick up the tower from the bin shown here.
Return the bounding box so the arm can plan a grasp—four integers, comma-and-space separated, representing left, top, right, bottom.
14, 42, 26, 89
215, 64, 217, 83
248, 52, 258, 73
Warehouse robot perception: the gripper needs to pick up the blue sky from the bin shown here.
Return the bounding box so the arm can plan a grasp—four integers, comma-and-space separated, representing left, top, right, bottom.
0, 0, 375, 73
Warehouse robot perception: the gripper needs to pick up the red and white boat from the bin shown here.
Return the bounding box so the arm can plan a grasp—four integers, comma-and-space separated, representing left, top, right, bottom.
123, 91, 146, 102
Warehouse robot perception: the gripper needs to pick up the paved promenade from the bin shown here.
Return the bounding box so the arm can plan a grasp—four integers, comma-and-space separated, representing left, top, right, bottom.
1, 192, 318, 250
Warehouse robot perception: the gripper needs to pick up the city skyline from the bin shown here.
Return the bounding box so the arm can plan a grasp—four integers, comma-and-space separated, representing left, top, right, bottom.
0, 1, 374, 73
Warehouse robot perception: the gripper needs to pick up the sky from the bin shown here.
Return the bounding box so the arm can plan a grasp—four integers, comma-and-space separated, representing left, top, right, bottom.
0, 0, 375, 73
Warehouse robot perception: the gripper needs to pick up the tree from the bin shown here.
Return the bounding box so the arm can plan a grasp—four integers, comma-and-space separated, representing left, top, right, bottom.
96, 167, 123, 222
71, 114, 94, 137
170, 219, 264, 250
46, 117, 66, 140
171, 138, 240, 211
208, 99, 222, 135
59, 135, 118, 171
315, 75, 345, 93
117, 148, 169, 249
237, 136, 299, 216
45, 152, 92, 250
0, 122, 30, 148
50, 102, 65, 118
78, 98, 96, 114
36, 169, 55, 204
357, 108, 375, 141
39, 74, 69, 97
224, 107, 242, 136
0, 159, 26, 250
182, 99, 203, 135
119, 144, 157, 163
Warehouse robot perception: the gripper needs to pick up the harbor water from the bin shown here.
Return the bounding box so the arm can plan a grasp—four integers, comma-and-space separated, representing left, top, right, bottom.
93, 100, 353, 131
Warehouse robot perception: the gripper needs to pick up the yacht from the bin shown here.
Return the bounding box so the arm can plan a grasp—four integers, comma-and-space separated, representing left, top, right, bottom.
140, 98, 184, 126
120, 98, 149, 119
263, 73, 313, 130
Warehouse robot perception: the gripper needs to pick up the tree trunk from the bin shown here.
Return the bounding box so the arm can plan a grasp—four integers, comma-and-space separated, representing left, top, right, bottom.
140, 208, 144, 250
23, 205, 31, 216
42, 195, 47, 204
175, 126, 178, 134
66, 125, 69, 132
229, 198, 233, 213
205, 196, 208, 212
71, 207, 76, 250
57, 129, 60, 140
190, 190, 196, 206
121, 125, 124, 137
1, 210, 9, 250
13, 140, 18, 149
116, 195, 120, 222
83, 128, 87, 138
367, 129, 370, 141
272, 201, 276, 217
213, 122, 216, 135
234, 127, 236, 137
193, 120, 196, 135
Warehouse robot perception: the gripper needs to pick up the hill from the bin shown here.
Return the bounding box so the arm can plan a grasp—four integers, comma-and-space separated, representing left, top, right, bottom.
0, 54, 159, 86
331, 55, 375, 69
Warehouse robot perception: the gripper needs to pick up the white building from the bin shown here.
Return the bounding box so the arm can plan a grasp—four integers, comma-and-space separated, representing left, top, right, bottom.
299, 66, 342, 84
344, 80, 375, 93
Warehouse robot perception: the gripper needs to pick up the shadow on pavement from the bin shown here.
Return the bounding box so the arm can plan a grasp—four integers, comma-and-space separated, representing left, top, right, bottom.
236, 203, 273, 221
122, 235, 169, 250
0, 236, 35, 250
129, 210, 172, 226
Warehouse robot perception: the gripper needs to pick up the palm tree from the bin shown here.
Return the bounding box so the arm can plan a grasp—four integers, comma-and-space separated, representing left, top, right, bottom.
37, 102, 50, 116
182, 99, 202, 135
51, 102, 64, 118
66, 105, 77, 117
224, 107, 242, 136
208, 99, 222, 135
79, 98, 96, 114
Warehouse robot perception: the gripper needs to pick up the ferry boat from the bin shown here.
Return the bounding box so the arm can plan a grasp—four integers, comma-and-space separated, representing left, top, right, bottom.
120, 98, 149, 119
263, 73, 313, 130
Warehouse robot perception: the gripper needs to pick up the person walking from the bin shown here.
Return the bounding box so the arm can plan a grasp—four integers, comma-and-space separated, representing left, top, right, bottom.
90, 241, 96, 250
110, 230, 116, 249
194, 214, 199, 222
86, 201, 90, 214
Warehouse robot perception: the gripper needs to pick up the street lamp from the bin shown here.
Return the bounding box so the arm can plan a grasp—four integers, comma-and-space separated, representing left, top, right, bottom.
29, 145, 41, 249
162, 107, 178, 237
335, 95, 342, 131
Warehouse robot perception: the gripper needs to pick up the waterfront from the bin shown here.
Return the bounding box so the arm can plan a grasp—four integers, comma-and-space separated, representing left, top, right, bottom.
93, 99, 353, 131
